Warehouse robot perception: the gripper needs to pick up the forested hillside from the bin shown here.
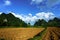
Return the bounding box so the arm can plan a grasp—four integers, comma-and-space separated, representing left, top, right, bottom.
34, 17, 60, 27
0, 13, 28, 27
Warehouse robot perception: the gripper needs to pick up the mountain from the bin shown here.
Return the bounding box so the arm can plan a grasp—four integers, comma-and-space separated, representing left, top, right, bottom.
34, 17, 60, 27
0, 13, 28, 27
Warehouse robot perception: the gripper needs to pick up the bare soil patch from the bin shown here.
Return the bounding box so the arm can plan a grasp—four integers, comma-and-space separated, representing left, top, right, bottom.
42, 27, 60, 40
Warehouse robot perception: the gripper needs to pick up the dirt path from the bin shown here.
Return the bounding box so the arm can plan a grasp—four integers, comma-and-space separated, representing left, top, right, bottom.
0, 28, 44, 40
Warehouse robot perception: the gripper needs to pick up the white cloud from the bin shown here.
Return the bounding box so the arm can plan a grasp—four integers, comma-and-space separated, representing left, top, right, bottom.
4, 0, 11, 5
0, 12, 3, 15
31, 0, 60, 8
31, 0, 43, 4
28, 13, 32, 17
36, 12, 55, 19
9, 12, 55, 25
46, 0, 60, 7
0, 0, 11, 8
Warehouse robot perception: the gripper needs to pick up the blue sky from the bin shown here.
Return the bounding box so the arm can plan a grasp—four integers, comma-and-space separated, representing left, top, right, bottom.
0, 0, 60, 24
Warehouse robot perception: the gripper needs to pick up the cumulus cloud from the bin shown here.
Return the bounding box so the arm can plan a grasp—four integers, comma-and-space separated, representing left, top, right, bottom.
4, 0, 11, 5
36, 12, 55, 19
10, 12, 55, 25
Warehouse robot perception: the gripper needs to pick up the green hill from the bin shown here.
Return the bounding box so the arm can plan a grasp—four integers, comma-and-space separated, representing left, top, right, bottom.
0, 13, 28, 27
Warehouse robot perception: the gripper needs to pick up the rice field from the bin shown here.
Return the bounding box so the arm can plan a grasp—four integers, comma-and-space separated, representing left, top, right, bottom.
0, 28, 44, 40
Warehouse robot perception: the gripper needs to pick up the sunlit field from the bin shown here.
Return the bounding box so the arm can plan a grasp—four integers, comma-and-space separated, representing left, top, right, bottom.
0, 28, 44, 40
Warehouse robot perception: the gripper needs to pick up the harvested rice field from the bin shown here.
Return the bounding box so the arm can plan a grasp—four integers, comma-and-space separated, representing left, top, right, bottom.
0, 28, 44, 40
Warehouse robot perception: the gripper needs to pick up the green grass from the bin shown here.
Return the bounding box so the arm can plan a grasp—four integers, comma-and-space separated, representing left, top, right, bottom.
0, 26, 45, 28
39, 29, 46, 40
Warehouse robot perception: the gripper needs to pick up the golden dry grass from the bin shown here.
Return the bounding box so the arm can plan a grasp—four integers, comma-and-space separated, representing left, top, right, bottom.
0, 28, 44, 40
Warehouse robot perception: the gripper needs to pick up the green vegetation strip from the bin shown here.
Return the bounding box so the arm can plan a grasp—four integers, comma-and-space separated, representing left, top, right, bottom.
28, 28, 46, 40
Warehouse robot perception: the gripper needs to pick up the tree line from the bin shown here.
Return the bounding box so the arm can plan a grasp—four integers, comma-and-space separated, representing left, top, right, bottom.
0, 13, 60, 28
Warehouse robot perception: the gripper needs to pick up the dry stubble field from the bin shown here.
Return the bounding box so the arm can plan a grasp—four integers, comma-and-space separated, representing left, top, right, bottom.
0, 28, 44, 40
